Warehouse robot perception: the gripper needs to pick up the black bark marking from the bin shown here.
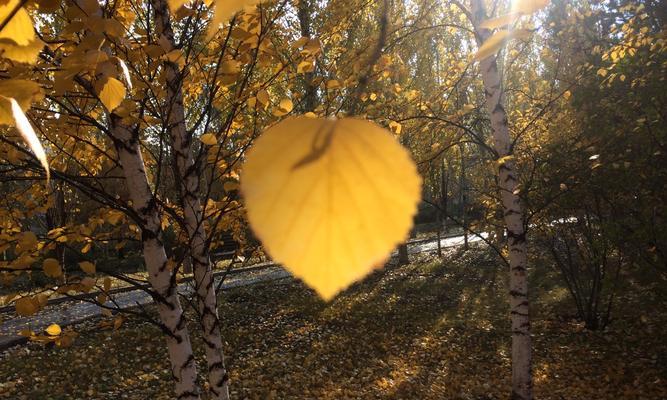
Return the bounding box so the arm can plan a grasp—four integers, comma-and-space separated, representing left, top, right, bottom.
180, 354, 195, 372
176, 390, 199, 400
507, 230, 526, 244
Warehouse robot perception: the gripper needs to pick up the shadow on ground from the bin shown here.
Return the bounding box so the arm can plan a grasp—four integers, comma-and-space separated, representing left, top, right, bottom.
0, 246, 665, 399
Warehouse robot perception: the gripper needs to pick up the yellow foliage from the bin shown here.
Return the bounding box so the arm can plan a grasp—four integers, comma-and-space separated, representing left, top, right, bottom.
326, 80, 341, 89
96, 77, 127, 112
16, 231, 38, 253
43, 258, 62, 278
0, 0, 35, 46
167, 0, 189, 12
80, 277, 96, 292
241, 117, 421, 300
0, 37, 43, 64
273, 99, 293, 116
15, 296, 38, 316
256, 89, 270, 108
79, 261, 96, 275
200, 133, 218, 145
45, 323, 62, 336
389, 121, 402, 135
0, 95, 49, 180
0, 79, 43, 124
210, 0, 261, 35
297, 60, 315, 74
34, 0, 61, 12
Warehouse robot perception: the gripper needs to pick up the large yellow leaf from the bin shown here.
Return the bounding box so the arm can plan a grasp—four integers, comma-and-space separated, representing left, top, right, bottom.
473, 29, 531, 61
96, 76, 126, 111
0, 0, 35, 46
241, 117, 421, 300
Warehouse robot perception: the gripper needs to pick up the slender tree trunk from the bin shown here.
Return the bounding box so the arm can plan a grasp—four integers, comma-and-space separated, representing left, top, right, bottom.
441, 158, 449, 235
74, 3, 201, 396
297, 0, 318, 112
398, 243, 409, 265
470, 1, 532, 398
152, 2, 230, 398
109, 115, 200, 399
46, 182, 67, 274
459, 145, 469, 250
494, 184, 506, 246
438, 158, 449, 257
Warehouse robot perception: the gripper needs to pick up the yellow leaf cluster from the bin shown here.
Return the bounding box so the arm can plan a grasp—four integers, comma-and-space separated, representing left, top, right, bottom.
96, 77, 127, 112
0, 80, 43, 124
389, 121, 402, 135
272, 99, 293, 117
43, 258, 62, 278
79, 261, 96, 275
45, 323, 61, 336
0, 0, 43, 64
201, 133, 218, 145
0, 78, 49, 179
15, 296, 38, 316
0, 0, 34, 46
210, 0, 261, 36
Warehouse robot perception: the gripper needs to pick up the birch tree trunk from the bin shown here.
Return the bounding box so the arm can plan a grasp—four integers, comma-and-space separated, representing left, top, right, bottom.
441, 158, 449, 236
109, 115, 200, 400
298, 0, 318, 112
469, 1, 533, 398
76, 1, 200, 397
398, 243, 409, 265
152, 2, 230, 398
439, 158, 449, 257
459, 145, 469, 251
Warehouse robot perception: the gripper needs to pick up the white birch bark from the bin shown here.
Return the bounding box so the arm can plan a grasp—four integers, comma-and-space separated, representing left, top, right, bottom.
75, 1, 200, 396
109, 116, 201, 399
152, 2, 230, 399
469, 1, 533, 399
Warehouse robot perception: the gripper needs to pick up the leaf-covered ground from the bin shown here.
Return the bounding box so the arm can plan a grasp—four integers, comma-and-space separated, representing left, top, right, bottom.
1, 246, 665, 399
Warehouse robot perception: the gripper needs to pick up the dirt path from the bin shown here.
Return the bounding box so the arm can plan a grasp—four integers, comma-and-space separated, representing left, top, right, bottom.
0, 233, 485, 349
